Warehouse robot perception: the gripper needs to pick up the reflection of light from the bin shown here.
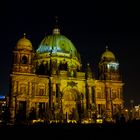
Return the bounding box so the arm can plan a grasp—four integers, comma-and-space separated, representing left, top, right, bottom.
50, 120, 60, 123
107, 62, 119, 70
81, 119, 93, 124
125, 109, 128, 112
0, 95, 5, 99
36, 45, 52, 53
32, 119, 44, 123
81, 120, 89, 124
96, 118, 103, 124
67, 120, 77, 123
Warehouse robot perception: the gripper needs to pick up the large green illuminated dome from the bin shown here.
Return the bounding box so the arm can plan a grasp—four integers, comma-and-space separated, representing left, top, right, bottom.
36, 28, 78, 58
35, 28, 81, 70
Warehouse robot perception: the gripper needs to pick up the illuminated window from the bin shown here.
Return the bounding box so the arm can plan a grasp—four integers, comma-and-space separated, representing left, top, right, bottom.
59, 62, 67, 70
116, 93, 120, 98
39, 89, 45, 96
107, 62, 119, 71
96, 92, 101, 98
111, 91, 116, 99
68, 70, 76, 77
20, 85, 26, 94
32, 83, 35, 96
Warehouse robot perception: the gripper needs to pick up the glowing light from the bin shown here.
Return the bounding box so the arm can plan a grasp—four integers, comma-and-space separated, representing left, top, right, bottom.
36, 34, 77, 56
32, 119, 44, 123
0, 95, 5, 99
125, 109, 128, 112
107, 62, 119, 70
96, 118, 103, 124
67, 120, 77, 123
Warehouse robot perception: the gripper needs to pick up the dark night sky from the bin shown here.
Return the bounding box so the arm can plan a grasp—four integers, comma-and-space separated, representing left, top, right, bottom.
0, 1, 140, 107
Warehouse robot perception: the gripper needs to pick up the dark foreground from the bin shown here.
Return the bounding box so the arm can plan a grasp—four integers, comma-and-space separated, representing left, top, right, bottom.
0, 121, 140, 139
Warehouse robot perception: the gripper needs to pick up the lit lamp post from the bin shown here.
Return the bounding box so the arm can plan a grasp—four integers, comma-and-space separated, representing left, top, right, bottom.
111, 99, 114, 121
130, 100, 134, 120
13, 93, 20, 124
59, 92, 63, 123
13, 95, 17, 123
124, 109, 129, 121
81, 93, 84, 121
88, 104, 92, 123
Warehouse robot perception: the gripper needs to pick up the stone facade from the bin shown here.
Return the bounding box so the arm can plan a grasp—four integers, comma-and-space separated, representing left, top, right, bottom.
9, 27, 124, 123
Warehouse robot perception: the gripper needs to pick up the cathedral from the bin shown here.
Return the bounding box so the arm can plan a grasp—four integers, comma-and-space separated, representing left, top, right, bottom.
9, 23, 124, 124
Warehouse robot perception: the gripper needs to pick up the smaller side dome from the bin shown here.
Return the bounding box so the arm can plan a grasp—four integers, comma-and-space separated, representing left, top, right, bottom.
101, 46, 115, 60
16, 33, 33, 51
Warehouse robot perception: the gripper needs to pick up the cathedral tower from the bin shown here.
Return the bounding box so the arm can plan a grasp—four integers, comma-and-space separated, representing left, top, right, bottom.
10, 34, 36, 123
96, 46, 124, 121
98, 46, 120, 81
12, 33, 35, 74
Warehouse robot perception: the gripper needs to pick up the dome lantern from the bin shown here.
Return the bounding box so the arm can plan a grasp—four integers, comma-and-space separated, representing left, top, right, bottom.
53, 28, 60, 35
52, 16, 60, 35
36, 33, 78, 59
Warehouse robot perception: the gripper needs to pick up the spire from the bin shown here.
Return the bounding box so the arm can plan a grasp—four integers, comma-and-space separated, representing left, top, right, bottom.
23, 33, 26, 38
45, 32, 47, 37
55, 16, 59, 28
86, 63, 93, 79
53, 16, 60, 35
87, 63, 92, 72
106, 45, 108, 51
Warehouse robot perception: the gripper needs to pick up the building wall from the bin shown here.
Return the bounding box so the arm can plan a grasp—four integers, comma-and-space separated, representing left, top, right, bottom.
9, 33, 124, 123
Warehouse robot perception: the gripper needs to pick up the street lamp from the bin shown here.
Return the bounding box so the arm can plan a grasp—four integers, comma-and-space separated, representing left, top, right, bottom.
13, 92, 20, 124
12, 95, 17, 123
59, 92, 63, 123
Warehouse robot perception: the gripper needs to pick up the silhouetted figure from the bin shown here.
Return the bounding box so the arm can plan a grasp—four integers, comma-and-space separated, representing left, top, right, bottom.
119, 114, 126, 124
114, 113, 120, 124
59, 62, 67, 70
1, 107, 11, 125
37, 63, 46, 75
29, 107, 37, 120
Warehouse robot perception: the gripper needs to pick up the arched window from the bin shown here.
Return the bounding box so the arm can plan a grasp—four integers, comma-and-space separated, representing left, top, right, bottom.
111, 91, 116, 99
20, 84, 26, 94
59, 62, 67, 70
14, 54, 18, 64
96, 91, 101, 98
37, 63, 45, 75
21, 55, 28, 64
39, 89, 45, 96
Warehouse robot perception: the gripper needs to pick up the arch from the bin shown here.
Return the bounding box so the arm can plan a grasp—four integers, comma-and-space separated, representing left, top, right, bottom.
61, 88, 82, 121
21, 55, 28, 64
59, 61, 68, 70
36, 62, 46, 75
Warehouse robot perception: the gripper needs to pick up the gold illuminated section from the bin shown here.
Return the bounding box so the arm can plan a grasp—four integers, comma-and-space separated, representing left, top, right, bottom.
16, 33, 33, 51
101, 45, 115, 60
9, 27, 124, 125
